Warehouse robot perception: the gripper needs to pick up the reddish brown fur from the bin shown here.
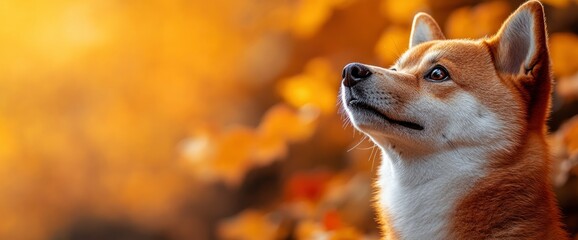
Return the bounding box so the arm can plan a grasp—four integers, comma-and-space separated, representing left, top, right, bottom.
449, 2, 567, 239
450, 133, 567, 239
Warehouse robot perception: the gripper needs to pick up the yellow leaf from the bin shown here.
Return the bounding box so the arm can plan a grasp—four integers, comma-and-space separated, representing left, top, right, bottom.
278, 58, 339, 114
211, 126, 256, 186
259, 104, 319, 142
181, 104, 319, 185
181, 126, 255, 186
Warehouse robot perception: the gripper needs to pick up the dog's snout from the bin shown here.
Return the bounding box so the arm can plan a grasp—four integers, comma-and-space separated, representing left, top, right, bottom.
342, 63, 372, 87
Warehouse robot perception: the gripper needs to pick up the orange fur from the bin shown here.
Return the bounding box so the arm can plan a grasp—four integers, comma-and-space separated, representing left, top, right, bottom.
448, 3, 567, 238
450, 133, 567, 239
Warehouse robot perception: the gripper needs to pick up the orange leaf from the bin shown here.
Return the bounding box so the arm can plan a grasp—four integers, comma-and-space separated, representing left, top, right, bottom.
323, 209, 343, 231
285, 171, 332, 203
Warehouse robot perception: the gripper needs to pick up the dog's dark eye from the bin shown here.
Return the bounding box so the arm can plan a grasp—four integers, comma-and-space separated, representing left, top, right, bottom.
426, 66, 449, 82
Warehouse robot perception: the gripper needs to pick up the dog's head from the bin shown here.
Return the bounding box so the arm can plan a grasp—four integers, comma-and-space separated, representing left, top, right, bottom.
341, 1, 550, 154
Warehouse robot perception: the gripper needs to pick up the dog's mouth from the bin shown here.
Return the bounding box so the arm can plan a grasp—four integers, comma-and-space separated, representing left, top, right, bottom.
348, 100, 424, 131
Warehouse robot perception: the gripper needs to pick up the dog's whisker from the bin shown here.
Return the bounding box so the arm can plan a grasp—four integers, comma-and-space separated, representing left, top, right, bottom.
369, 144, 379, 172
371, 150, 376, 172
368, 144, 376, 161
342, 117, 351, 129
347, 135, 368, 152
357, 145, 377, 150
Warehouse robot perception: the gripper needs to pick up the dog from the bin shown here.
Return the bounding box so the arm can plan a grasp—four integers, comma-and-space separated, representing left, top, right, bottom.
340, 1, 568, 239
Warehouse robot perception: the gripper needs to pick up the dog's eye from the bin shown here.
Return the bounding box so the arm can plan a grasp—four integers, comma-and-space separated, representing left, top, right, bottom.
426, 66, 449, 82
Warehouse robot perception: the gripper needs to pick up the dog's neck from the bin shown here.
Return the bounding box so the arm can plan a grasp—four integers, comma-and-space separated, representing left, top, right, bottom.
374, 132, 563, 239
376, 143, 489, 240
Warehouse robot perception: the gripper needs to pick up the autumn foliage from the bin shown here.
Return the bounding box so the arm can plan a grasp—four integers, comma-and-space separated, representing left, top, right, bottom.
1, 0, 578, 239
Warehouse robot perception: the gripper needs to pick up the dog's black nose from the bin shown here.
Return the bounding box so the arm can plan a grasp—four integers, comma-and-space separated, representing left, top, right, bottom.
342, 63, 372, 87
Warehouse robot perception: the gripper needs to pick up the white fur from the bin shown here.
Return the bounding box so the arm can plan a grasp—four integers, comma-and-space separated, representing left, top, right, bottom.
374, 92, 511, 239
411, 21, 434, 48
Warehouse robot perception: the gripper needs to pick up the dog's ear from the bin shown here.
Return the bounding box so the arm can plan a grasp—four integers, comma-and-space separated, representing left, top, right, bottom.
410, 13, 445, 48
488, 1, 551, 131
488, 1, 548, 76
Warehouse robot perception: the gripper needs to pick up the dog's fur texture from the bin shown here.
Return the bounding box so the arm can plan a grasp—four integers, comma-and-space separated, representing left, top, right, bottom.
340, 1, 569, 239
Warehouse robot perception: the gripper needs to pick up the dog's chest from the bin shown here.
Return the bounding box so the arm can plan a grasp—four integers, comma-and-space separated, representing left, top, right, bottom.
377, 151, 486, 240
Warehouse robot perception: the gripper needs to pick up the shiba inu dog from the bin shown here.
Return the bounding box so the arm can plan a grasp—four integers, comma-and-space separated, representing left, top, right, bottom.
340, 1, 569, 239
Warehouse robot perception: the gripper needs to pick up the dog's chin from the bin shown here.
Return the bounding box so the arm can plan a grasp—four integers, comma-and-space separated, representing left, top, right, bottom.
345, 100, 424, 133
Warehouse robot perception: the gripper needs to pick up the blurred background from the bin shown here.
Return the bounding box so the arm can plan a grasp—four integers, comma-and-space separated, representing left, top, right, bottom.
2, 0, 578, 239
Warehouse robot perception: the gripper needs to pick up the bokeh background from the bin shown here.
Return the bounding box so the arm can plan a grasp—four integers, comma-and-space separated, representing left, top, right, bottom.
2, 0, 578, 239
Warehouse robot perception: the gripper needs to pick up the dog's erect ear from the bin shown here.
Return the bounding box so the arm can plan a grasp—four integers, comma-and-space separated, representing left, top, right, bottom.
409, 13, 445, 48
489, 1, 551, 131
489, 1, 548, 75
